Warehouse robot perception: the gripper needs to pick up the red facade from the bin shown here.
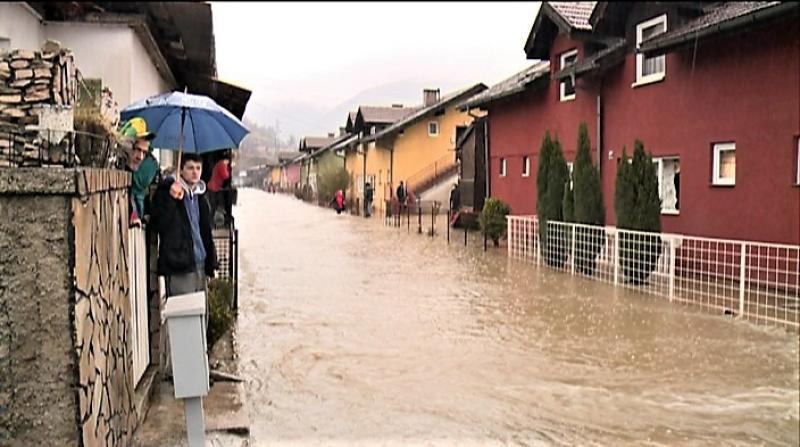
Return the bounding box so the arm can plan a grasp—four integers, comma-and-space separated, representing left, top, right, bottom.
486, 7, 800, 244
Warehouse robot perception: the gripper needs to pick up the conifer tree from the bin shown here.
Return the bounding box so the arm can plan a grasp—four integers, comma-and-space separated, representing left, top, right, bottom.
614, 140, 663, 284
537, 132, 569, 268
570, 122, 606, 275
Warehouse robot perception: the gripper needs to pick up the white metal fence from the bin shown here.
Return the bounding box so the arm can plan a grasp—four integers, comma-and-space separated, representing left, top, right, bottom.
128, 226, 150, 385
507, 215, 800, 330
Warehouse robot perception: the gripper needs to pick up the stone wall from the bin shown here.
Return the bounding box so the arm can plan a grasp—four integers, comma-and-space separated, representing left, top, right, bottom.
0, 167, 140, 446
0, 181, 76, 445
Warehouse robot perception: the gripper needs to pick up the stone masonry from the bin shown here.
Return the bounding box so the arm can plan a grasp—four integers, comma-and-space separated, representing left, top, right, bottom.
0, 168, 140, 446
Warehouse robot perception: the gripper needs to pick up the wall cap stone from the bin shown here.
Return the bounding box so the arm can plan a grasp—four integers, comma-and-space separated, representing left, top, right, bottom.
0, 168, 131, 196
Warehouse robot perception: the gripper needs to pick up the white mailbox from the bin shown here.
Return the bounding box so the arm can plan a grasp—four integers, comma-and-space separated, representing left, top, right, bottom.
164, 291, 209, 398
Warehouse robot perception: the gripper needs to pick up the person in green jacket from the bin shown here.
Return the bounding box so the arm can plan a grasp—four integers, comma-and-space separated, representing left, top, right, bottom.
119, 117, 157, 227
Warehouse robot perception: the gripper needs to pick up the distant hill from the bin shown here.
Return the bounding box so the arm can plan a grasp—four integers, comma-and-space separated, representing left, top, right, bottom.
316, 79, 464, 133
243, 79, 467, 138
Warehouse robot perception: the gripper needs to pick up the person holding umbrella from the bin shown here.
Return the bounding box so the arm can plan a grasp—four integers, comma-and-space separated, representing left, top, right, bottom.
150, 153, 218, 297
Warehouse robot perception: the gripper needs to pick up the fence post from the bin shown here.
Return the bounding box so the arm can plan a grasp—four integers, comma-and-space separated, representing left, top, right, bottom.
534, 219, 540, 265
430, 203, 434, 237
418, 204, 422, 234
570, 225, 576, 275
739, 243, 746, 318
447, 205, 450, 243
613, 229, 620, 286
668, 236, 676, 301
407, 203, 410, 232
465, 220, 468, 246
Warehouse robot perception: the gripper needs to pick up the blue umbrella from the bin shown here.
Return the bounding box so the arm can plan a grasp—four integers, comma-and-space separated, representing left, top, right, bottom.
120, 91, 249, 154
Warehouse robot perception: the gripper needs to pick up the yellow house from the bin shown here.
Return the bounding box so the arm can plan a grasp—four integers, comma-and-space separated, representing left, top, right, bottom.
360, 84, 487, 213
343, 106, 416, 213
270, 165, 281, 186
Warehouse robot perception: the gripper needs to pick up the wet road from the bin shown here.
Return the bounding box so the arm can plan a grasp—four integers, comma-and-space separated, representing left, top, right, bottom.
233, 189, 799, 446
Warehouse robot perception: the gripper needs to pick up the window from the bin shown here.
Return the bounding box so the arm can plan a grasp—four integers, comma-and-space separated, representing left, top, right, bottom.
522, 156, 530, 177
712, 142, 735, 185
635, 14, 667, 86
500, 158, 506, 177
796, 138, 800, 185
652, 157, 680, 214
559, 49, 578, 101
0, 37, 10, 51
428, 121, 439, 137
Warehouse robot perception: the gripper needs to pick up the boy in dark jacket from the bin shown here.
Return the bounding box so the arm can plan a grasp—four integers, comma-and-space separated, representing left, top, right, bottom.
150, 153, 218, 297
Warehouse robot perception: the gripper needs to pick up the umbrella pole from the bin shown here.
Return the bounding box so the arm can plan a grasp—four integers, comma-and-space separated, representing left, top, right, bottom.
176, 106, 185, 176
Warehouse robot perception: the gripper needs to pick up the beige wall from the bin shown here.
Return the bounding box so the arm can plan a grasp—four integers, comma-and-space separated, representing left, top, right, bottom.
130, 29, 172, 104
2, 5, 174, 109
392, 105, 473, 192
0, 3, 44, 50
364, 143, 392, 211
44, 22, 136, 105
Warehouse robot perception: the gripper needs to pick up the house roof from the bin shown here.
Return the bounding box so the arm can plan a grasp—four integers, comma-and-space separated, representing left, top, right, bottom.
550, 1, 596, 30
300, 136, 337, 151
458, 62, 551, 110
524, 2, 598, 58
639, 2, 796, 55
277, 150, 302, 162
309, 133, 354, 158
345, 111, 357, 132
362, 83, 488, 143
27, 2, 252, 118
554, 38, 626, 80
357, 106, 417, 125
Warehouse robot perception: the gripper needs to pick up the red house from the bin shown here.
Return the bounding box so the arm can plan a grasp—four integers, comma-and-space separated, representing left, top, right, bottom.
463, 1, 800, 245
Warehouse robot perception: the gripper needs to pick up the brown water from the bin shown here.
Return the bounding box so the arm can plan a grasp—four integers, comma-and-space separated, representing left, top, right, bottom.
233, 189, 800, 446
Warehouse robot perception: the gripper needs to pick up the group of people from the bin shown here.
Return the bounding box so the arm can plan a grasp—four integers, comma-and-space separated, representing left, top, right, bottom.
117, 117, 232, 300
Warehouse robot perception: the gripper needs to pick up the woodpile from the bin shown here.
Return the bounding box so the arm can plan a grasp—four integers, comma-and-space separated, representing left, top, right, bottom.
0, 40, 81, 166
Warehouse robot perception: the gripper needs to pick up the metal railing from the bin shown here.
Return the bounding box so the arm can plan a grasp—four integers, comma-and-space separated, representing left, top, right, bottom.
128, 225, 150, 386
212, 219, 240, 311
507, 215, 800, 330
405, 153, 457, 194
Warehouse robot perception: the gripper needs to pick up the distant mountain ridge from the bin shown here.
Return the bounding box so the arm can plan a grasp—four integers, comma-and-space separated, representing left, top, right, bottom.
244, 79, 466, 138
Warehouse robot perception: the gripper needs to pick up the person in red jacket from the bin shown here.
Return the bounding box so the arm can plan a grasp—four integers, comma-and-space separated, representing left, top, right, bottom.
208, 151, 232, 224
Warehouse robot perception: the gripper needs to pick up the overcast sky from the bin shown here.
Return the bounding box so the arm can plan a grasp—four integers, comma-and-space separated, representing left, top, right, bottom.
212, 2, 541, 137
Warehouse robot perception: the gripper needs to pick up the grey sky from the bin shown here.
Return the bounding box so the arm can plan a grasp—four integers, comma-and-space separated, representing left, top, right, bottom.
212, 2, 541, 137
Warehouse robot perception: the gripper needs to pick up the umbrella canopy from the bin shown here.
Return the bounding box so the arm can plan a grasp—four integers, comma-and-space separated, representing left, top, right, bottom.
120, 91, 249, 154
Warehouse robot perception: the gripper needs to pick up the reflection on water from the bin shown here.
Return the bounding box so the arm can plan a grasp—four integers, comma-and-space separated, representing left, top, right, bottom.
233, 189, 800, 446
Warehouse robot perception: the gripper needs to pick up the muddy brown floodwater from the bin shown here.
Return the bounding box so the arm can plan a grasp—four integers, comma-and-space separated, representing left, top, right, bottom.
233, 189, 799, 446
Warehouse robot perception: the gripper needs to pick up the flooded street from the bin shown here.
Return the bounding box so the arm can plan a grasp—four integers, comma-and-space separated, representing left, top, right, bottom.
233, 189, 799, 446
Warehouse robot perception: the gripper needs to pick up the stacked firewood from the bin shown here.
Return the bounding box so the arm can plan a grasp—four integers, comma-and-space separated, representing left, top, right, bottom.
0, 40, 80, 166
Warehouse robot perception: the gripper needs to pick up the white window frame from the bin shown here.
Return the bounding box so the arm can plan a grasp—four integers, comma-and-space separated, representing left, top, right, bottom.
500, 158, 507, 177
712, 142, 736, 186
652, 156, 680, 215
522, 156, 530, 177
559, 49, 578, 101
795, 138, 800, 185
428, 121, 439, 137
634, 14, 667, 87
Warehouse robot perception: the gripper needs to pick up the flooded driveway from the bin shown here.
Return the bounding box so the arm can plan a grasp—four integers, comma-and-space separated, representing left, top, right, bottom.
233, 189, 799, 446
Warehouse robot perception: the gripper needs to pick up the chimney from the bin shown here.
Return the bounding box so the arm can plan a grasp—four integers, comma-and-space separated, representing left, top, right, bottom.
423, 88, 440, 107
391, 103, 404, 108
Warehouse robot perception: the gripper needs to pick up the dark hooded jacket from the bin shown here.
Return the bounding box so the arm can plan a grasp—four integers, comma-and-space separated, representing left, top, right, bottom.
150, 177, 218, 277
